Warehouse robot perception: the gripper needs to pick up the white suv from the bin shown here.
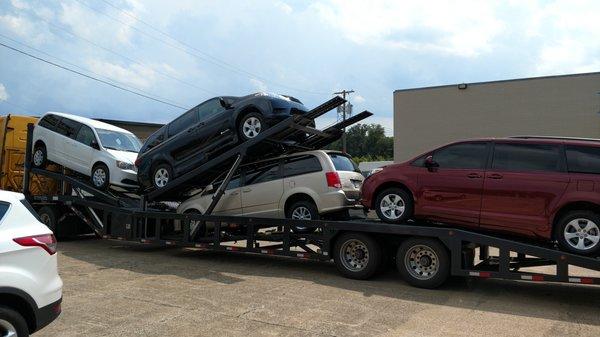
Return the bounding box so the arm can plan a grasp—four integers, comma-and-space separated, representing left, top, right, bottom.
0, 191, 62, 337
32, 112, 142, 190
177, 150, 364, 232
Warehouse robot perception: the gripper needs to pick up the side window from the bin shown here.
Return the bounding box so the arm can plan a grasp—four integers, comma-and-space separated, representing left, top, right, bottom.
38, 114, 61, 131
492, 143, 561, 172
168, 110, 197, 137
213, 171, 241, 190
75, 125, 96, 147
433, 143, 488, 169
411, 154, 429, 167
244, 161, 281, 186
196, 98, 225, 121
0, 202, 10, 223
55, 118, 81, 139
283, 155, 322, 177
141, 128, 166, 153
565, 145, 600, 174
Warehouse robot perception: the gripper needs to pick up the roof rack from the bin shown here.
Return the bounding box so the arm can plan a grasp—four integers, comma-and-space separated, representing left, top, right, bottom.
509, 135, 600, 142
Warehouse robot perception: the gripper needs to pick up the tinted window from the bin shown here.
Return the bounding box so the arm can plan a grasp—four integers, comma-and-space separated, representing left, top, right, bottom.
244, 161, 280, 185
492, 143, 560, 172
411, 154, 428, 167
141, 128, 166, 153
197, 99, 225, 121
328, 153, 358, 172
213, 171, 242, 190
38, 114, 61, 131
566, 145, 600, 174
55, 118, 81, 139
168, 110, 197, 137
283, 155, 322, 177
0, 202, 9, 222
433, 143, 488, 169
75, 125, 96, 147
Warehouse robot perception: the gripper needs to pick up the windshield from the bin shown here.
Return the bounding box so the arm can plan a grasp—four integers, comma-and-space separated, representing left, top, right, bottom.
328, 153, 359, 172
96, 128, 142, 152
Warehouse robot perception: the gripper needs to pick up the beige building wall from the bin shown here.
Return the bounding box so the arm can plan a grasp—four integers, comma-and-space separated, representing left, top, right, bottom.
394, 72, 600, 162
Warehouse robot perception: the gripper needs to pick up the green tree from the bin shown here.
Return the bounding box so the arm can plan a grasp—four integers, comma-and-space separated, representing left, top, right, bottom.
326, 123, 393, 161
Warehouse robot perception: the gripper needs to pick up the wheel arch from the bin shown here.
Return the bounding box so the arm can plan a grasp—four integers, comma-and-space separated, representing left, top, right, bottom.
234, 105, 264, 129
284, 192, 317, 216
0, 288, 37, 333
33, 139, 45, 149
551, 201, 600, 239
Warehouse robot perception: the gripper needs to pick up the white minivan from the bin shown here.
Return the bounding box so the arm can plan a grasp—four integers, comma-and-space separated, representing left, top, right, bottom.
0, 190, 63, 337
32, 112, 142, 190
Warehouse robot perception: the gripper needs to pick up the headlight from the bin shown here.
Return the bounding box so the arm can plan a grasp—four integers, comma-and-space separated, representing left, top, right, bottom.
116, 160, 136, 171
369, 168, 384, 176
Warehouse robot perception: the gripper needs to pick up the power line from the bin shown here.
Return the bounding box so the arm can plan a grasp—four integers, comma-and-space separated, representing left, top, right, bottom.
78, 0, 329, 95
22, 8, 217, 96
0, 42, 188, 110
0, 33, 189, 109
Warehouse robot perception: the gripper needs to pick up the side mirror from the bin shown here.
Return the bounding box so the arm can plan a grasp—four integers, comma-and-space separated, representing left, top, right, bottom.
204, 184, 214, 193
219, 97, 232, 109
424, 155, 439, 170
91, 139, 100, 150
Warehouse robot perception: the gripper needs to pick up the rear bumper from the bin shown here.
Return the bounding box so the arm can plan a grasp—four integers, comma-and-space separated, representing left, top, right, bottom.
35, 297, 62, 332
319, 190, 363, 214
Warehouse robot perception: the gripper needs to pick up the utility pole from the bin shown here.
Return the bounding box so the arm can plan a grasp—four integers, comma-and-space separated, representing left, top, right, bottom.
333, 89, 354, 153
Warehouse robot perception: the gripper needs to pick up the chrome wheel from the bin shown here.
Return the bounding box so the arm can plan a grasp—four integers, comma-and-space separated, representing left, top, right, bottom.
33, 148, 44, 166
380, 193, 405, 220
564, 218, 600, 251
0, 319, 17, 337
154, 168, 169, 188
242, 117, 262, 139
92, 167, 107, 187
404, 244, 439, 280
340, 239, 370, 272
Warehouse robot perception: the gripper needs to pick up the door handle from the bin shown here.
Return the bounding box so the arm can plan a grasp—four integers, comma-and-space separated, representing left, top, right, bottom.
242, 188, 251, 193
488, 173, 503, 179
467, 173, 482, 179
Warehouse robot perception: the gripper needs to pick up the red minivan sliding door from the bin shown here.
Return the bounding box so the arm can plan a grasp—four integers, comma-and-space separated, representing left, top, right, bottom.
417, 142, 489, 227
480, 142, 569, 238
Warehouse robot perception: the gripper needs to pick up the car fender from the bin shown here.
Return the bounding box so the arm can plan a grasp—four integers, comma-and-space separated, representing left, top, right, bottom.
230, 101, 270, 129
0, 268, 41, 308
279, 186, 322, 216
550, 191, 600, 224
363, 171, 418, 209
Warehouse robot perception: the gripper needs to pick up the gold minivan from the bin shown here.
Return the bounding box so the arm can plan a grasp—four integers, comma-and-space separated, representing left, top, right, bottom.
177, 150, 364, 233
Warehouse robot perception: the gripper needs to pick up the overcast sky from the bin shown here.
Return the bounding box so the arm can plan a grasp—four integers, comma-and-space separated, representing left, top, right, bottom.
1, 0, 599, 135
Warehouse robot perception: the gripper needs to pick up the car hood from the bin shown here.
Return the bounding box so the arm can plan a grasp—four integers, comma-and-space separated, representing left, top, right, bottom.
106, 149, 138, 163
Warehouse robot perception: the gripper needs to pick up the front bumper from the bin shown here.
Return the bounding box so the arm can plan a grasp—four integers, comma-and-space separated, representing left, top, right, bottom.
110, 168, 139, 188
35, 297, 62, 332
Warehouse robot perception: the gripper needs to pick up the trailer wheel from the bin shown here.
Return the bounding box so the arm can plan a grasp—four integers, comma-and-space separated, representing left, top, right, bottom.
397, 238, 450, 289
333, 232, 382, 280
0, 305, 29, 337
37, 205, 58, 233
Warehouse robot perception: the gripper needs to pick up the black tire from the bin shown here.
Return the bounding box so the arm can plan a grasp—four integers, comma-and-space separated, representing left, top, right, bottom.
333, 232, 382, 280
238, 112, 265, 141
396, 238, 450, 289
91, 163, 110, 190
0, 305, 30, 337
37, 206, 58, 233
374, 187, 413, 224
152, 163, 173, 189
32, 142, 47, 168
286, 200, 319, 233
556, 210, 600, 256
185, 209, 206, 237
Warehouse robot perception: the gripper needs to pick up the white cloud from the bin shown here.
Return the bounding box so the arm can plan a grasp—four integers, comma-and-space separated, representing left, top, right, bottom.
275, 1, 293, 14
87, 60, 157, 89
353, 95, 365, 103
312, 0, 505, 57
0, 84, 8, 101
0, 14, 50, 44
250, 78, 268, 92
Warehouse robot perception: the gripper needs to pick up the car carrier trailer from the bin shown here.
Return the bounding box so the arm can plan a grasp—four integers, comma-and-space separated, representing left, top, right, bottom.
21, 97, 600, 289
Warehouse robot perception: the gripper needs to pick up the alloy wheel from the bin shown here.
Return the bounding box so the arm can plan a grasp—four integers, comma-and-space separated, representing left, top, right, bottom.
0, 319, 17, 337
242, 117, 262, 139
380, 193, 405, 220
93, 168, 106, 187
154, 168, 170, 188
564, 218, 600, 251
33, 149, 44, 166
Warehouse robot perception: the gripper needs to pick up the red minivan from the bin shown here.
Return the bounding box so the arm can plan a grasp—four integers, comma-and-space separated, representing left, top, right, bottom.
361, 137, 600, 255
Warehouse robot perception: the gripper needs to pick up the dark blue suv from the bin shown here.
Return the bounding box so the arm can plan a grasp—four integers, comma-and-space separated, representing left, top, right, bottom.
135, 93, 309, 190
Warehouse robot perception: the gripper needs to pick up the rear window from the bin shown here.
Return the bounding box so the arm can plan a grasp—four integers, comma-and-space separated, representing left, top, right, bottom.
328, 153, 359, 172
0, 202, 10, 223
566, 145, 600, 174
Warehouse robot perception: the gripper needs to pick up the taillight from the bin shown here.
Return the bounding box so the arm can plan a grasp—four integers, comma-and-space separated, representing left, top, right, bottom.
13, 234, 57, 255
326, 171, 342, 189
134, 158, 141, 167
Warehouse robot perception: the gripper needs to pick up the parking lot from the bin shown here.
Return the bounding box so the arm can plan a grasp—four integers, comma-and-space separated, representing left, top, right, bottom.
38, 238, 600, 337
